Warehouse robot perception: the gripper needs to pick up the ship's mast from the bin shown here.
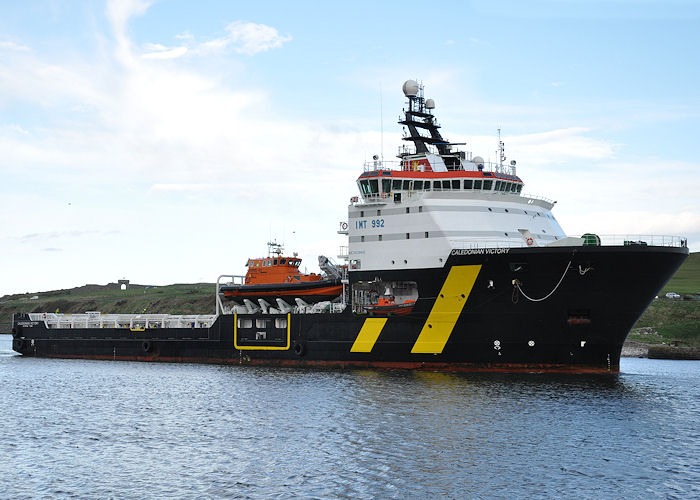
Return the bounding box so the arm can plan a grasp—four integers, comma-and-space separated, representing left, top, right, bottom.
399, 80, 449, 155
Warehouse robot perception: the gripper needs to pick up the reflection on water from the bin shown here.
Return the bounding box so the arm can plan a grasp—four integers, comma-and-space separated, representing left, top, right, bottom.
0, 334, 697, 499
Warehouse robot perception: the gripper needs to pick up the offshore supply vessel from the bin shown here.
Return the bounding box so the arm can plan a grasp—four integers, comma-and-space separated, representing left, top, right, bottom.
11, 80, 689, 372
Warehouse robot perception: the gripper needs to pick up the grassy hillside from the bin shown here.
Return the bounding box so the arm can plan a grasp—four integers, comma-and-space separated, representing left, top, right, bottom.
660, 251, 700, 295
0, 283, 215, 333
632, 252, 699, 347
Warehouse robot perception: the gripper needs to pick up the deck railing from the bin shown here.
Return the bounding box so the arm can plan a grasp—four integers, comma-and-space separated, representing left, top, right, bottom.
450, 235, 688, 250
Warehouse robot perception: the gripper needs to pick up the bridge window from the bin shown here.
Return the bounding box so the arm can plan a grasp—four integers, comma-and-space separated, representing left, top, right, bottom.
451, 180, 460, 189
280, 259, 286, 264
255, 319, 269, 329
403, 180, 412, 190
474, 180, 483, 190
423, 182, 430, 191
483, 180, 493, 190
442, 180, 451, 190
392, 180, 402, 190
360, 180, 370, 194
382, 179, 391, 193
413, 180, 423, 190
433, 181, 441, 191
274, 318, 287, 329
495, 181, 501, 190
369, 179, 379, 194
511, 183, 518, 192
464, 179, 473, 189
517, 184, 523, 193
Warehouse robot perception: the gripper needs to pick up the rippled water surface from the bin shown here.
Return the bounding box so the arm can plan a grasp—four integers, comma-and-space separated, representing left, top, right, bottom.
1, 334, 698, 499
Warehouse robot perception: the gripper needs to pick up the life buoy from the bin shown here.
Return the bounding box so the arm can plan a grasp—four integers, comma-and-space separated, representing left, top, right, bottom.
142, 341, 153, 353
340, 222, 348, 231
293, 341, 306, 356
526, 237, 534, 246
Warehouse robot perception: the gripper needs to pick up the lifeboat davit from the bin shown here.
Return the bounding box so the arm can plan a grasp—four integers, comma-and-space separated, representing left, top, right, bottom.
219, 242, 343, 303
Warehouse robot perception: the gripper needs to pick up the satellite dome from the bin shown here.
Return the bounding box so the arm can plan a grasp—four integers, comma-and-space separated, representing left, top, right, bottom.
425, 99, 435, 109
472, 156, 485, 169
402, 80, 419, 97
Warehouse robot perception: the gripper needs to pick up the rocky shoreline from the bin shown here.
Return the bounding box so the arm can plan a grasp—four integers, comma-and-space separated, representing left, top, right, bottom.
622, 339, 700, 360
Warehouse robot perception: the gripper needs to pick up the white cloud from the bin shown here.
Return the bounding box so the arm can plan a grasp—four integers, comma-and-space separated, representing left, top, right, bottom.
0, 40, 30, 51
202, 21, 292, 56
142, 45, 188, 59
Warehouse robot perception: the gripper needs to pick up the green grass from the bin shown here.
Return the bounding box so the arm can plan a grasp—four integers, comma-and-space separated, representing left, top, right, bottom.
632, 298, 700, 347
661, 252, 700, 295
0, 283, 216, 333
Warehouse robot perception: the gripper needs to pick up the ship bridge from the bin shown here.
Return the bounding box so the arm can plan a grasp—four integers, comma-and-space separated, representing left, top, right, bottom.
346, 80, 565, 272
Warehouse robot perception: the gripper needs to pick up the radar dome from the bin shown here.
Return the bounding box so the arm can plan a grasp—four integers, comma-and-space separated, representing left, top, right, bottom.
402, 80, 419, 97
472, 156, 485, 168
425, 99, 435, 109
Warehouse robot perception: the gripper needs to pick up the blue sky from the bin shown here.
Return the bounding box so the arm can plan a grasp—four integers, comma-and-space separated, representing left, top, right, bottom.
1, 0, 698, 295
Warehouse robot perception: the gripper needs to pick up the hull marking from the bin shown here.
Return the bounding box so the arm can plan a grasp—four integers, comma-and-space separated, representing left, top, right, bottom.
351, 318, 388, 353
411, 265, 482, 354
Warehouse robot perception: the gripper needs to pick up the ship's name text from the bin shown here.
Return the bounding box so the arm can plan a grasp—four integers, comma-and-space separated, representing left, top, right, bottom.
451, 248, 511, 256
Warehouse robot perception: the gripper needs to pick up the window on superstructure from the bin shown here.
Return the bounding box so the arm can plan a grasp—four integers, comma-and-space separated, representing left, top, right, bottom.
273, 259, 278, 265
451, 180, 460, 190
424, 182, 430, 191
360, 180, 370, 195
483, 180, 493, 190
495, 181, 501, 191
419, 206, 423, 213
406, 207, 410, 214
425, 232, 429, 238
403, 180, 411, 190
442, 180, 451, 190
464, 179, 473, 189
414, 180, 423, 190
500, 182, 507, 192
382, 179, 391, 194
280, 259, 286, 265
511, 183, 517, 192
406, 233, 410, 239
361, 236, 365, 242
392, 180, 402, 190
377, 209, 381, 216
360, 210, 364, 217
517, 184, 523, 193
369, 179, 379, 194
433, 181, 441, 191
378, 235, 383, 241
474, 180, 482, 190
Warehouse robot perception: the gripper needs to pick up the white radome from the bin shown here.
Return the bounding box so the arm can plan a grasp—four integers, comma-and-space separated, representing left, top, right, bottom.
402, 80, 419, 97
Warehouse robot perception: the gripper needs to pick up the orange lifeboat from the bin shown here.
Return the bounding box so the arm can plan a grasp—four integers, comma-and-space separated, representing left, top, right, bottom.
219, 243, 343, 303
365, 296, 416, 316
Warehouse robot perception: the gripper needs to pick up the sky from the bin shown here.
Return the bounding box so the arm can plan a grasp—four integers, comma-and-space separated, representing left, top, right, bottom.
1, 0, 699, 296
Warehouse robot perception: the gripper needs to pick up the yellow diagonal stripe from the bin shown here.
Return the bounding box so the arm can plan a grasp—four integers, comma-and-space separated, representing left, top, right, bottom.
351, 318, 388, 353
411, 265, 482, 354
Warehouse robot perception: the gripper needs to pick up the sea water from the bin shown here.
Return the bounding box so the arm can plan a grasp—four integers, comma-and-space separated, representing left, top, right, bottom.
0, 334, 697, 499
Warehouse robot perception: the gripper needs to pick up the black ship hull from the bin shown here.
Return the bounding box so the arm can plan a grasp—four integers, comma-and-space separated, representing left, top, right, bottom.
11, 245, 688, 373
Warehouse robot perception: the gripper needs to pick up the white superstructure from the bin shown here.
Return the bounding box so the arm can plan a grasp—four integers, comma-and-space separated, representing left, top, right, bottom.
346, 80, 567, 272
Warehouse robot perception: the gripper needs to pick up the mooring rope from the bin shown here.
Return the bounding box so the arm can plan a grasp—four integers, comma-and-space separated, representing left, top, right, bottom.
513, 260, 572, 302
